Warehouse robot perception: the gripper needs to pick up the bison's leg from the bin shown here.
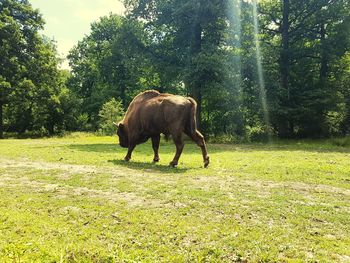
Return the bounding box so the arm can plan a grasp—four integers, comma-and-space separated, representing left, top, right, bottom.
169, 134, 184, 167
151, 135, 160, 162
124, 144, 136, 162
187, 130, 209, 168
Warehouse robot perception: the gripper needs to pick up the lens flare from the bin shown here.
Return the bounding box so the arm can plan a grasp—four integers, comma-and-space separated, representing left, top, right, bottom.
252, 0, 271, 140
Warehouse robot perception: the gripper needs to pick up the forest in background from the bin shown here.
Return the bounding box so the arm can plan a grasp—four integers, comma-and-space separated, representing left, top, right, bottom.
1, 0, 349, 140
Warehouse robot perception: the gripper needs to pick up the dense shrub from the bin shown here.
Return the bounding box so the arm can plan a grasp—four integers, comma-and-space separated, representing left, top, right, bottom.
98, 99, 124, 135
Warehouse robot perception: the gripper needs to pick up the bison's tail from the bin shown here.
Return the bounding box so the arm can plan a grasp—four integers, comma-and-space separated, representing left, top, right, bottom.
188, 97, 198, 135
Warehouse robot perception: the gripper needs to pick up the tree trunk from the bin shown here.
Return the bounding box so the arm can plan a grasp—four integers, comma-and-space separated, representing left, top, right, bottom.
120, 82, 126, 108
119, 66, 127, 108
190, 21, 203, 129
193, 86, 202, 129
320, 23, 328, 81
281, 0, 290, 100
318, 22, 329, 135
279, 0, 292, 137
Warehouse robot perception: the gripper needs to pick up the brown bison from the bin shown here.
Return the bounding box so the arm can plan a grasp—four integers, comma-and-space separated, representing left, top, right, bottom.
116, 90, 209, 167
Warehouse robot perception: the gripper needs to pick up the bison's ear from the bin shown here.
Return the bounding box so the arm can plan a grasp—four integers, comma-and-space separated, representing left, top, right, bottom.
118, 122, 124, 129
113, 122, 124, 128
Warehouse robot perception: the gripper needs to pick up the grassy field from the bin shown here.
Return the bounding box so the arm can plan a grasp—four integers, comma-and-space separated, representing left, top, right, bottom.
0, 134, 349, 262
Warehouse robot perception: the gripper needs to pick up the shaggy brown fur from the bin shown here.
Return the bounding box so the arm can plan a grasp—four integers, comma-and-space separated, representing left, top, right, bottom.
116, 90, 209, 167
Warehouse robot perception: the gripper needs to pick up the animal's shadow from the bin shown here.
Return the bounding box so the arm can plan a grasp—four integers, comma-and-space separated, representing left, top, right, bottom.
108, 159, 189, 173
66, 141, 350, 157
68, 144, 122, 153
67, 143, 193, 173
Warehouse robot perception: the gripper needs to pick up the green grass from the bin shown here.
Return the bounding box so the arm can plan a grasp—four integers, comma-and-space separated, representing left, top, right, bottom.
0, 134, 349, 262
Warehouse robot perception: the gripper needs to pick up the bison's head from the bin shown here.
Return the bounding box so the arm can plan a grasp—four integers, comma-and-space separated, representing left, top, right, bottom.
116, 122, 129, 148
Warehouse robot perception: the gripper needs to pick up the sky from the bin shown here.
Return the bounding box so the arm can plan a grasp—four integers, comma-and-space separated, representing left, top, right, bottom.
30, 0, 125, 70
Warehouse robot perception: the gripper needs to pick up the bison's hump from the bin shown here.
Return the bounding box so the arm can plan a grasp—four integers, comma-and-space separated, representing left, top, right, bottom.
133, 90, 160, 102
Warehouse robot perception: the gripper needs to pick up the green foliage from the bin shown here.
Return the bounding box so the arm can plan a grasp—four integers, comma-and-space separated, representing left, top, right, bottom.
124, 0, 241, 136
2, 0, 350, 138
121, 0, 349, 138
331, 136, 350, 147
0, 0, 81, 137
207, 133, 241, 144
98, 98, 124, 135
246, 125, 271, 142
259, 0, 350, 137
67, 15, 164, 130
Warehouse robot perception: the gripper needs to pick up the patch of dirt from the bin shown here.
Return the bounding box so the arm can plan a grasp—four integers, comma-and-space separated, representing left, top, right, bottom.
190, 175, 350, 197
2, 174, 166, 208
1, 157, 349, 210
335, 254, 350, 262
0, 158, 99, 174
0, 158, 171, 208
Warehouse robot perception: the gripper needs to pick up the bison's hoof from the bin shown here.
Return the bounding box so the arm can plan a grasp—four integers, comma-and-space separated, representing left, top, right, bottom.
204, 156, 210, 168
153, 157, 160, 163
124, 157, 130, 162
169, 161, 178, 167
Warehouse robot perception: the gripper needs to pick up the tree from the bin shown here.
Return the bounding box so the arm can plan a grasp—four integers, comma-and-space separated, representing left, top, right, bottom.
65, 0, 350, 139
260, 0, 350, 137
124, 0, 232, 132
67, 14, 160, 130
0, 0, 82, 137
0, 0, 44, 137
